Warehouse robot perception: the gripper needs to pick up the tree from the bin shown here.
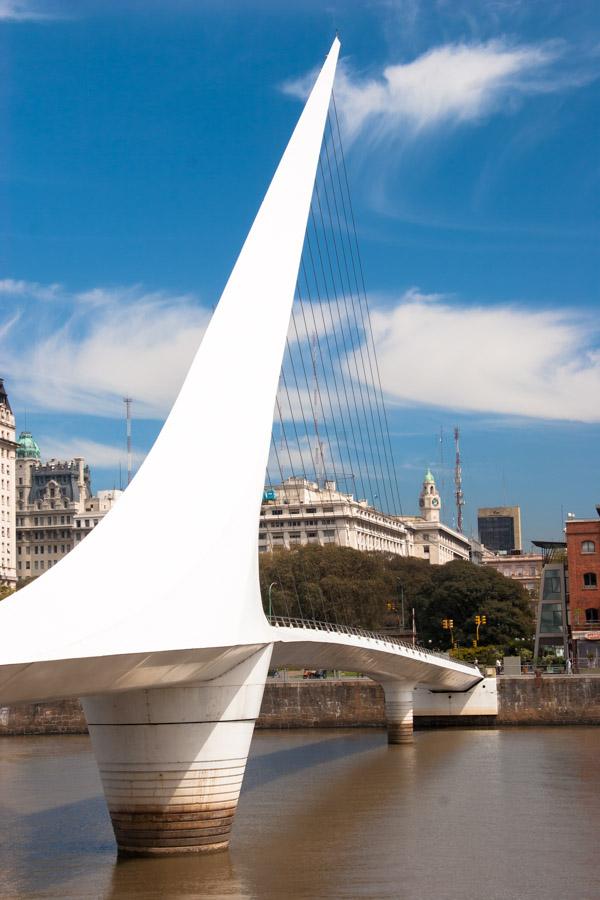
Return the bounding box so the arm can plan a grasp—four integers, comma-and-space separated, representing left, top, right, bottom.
258, 546, 534, 645
414, 560, 534, 648
0, 584, 15, 602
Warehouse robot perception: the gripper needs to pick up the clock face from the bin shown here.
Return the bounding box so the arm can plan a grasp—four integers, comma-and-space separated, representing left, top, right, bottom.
432, 498, 439, 507
419, 498, 425, 507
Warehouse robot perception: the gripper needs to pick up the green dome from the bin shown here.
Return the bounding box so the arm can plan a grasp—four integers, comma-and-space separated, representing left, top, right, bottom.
17, 431, 41, 460
424, 468, 435, 483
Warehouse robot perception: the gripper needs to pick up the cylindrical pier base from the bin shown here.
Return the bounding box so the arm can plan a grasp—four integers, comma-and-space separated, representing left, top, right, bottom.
81, 645, 272, 856
382, 681, 415, 744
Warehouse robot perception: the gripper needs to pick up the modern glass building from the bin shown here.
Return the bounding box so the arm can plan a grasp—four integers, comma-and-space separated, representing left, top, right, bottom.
477, 506, 522, 553
532, 541, 569, 662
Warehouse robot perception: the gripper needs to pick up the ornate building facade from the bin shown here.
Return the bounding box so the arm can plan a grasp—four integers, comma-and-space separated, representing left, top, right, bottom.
0, 380, 17, 588
259, 477, 410, 556
15, 432, 122, 580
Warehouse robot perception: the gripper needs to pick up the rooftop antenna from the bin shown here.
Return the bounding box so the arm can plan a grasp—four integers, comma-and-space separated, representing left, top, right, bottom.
439, 425, 445, 510
454, 426, 465, 534
311, 332, 325, 488
123, 397, 133, 485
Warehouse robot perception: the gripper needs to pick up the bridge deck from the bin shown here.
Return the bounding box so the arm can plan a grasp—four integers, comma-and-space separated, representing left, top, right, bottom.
269, 617, 480, 691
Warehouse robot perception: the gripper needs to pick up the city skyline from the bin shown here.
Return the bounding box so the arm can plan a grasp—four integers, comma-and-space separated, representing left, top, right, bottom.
1, 0, 598, 541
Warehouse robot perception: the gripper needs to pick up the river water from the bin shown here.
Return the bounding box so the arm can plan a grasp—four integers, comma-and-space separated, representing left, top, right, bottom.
0, 727, 598, 899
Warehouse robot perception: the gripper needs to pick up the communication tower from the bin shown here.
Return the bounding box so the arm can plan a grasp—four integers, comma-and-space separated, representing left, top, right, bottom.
454, 426, 465, 533
123, 397, 133, 485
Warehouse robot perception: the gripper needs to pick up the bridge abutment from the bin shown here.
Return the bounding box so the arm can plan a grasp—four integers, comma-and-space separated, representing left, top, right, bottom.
81, 644, 272, 856
381, 681, 415, 744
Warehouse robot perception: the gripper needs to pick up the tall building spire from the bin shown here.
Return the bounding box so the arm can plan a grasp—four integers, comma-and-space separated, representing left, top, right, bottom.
419, 468, 441, 523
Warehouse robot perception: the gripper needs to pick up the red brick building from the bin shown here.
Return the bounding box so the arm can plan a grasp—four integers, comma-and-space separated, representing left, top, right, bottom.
566, 511, 600, 664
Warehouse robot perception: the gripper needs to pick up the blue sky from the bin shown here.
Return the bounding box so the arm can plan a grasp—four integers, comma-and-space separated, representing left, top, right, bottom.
0, 0, 599, 544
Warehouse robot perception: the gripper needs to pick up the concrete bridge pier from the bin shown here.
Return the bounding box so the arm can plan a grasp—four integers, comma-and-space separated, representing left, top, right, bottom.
381, 681, 416, 744
81, 644, 272, 856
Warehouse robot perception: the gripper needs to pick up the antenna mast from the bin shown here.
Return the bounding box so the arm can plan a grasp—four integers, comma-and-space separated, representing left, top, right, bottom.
311, 332, 325, 487
123, 397, 133, 485
454, 426, 464, 533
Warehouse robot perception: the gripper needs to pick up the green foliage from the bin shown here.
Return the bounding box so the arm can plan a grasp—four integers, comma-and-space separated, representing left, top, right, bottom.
0, 584, 15, 602
450, 645, 499, 666
259, 545, 535, 647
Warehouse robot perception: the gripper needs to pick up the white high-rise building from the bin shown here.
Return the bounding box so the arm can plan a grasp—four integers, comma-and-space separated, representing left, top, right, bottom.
0, 379, 17, 588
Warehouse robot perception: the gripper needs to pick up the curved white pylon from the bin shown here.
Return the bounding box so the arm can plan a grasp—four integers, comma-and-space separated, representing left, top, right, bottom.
0, 39, 340, 680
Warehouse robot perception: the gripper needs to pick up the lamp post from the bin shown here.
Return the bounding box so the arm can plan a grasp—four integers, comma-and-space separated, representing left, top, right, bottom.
268, 582, 277, 620
396, 579, 405, 630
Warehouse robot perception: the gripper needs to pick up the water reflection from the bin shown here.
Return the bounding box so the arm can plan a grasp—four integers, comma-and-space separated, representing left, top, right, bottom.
0, 728, 598, 899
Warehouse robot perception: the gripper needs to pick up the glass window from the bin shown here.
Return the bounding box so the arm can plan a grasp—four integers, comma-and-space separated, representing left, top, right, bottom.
583, 572, 598, 588
585, 608, 599, 623
542, 572, 562, 601
582, 541, 596, 554
540, 602, 563, 633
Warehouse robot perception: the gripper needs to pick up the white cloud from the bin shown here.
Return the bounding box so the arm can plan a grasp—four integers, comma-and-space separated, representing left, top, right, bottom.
38, 437, 145, 469
1, 282, 211, 418
286, 39, 589, 144
360, 290, 600, 422
0, 0, 55, 21
0, 278, 61, 300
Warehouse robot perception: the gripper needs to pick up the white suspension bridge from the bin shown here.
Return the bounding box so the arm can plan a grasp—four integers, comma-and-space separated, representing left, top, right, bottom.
0, 38, 480, 857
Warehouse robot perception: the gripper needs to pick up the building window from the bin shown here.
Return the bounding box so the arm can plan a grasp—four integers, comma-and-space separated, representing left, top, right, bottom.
585, 608, 599, 623
583, 572, 598, 589
306, 508, 317, 514
423, 545, 430, 554
271, 509, 283, 516
289, 508, 299, 515
582, 541, 596, 554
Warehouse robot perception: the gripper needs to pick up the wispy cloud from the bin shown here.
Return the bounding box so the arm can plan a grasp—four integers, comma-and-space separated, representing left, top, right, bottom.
285, 39, 593, 144
4, 277, 599, 427
39, 436, 145, 469
359, 290, 600, 423
0, 0, 59, 21
0, 280, 211, 418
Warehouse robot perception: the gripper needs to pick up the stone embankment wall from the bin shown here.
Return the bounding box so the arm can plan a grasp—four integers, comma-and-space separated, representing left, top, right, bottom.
257, 681, 386, 728
497, 675, 600, 725
2, 676, 600, 735
0, 698, 86, 734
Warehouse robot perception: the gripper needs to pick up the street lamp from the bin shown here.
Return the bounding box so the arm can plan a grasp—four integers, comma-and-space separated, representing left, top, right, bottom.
268, 581, 277, 620
396, 579, 405, 629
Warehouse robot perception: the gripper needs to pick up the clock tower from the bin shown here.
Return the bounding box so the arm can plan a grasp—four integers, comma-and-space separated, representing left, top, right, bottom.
419, 469, 441, 523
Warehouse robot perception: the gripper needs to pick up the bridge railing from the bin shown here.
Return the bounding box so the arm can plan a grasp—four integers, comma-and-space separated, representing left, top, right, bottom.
267, 615, 480, 671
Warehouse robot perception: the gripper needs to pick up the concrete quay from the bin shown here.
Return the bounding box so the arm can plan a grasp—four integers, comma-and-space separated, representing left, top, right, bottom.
4, 676, 600, 737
